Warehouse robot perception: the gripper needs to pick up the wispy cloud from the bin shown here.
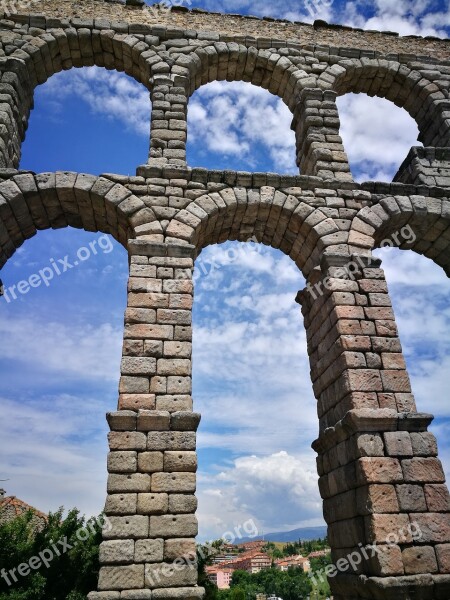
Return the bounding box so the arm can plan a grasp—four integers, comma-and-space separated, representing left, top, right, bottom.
341, 0, 450, 37
197, 451, 323, 540
188, 81, 297, 173
0, 394, 110, 517
0, 316, 123, 383
337, 93, 421, 182
40, 67, 150, 137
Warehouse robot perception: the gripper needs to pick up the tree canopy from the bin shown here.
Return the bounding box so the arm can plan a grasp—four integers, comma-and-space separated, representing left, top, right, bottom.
0, 508, 102, 600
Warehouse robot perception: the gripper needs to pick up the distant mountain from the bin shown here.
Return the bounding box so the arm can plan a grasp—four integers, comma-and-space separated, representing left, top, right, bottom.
240, 526, 327, 544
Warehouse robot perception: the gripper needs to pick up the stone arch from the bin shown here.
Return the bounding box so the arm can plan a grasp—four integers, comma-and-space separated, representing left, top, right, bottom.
320, 59, 447, 147
174, 44, 316, 111
0, 26, 159, 168
0, 171, 158, 267
349, 195, 450, 276
164, 187, 346, 277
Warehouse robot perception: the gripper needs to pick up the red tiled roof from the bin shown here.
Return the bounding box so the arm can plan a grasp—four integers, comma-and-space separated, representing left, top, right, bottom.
0, 496, 47, 521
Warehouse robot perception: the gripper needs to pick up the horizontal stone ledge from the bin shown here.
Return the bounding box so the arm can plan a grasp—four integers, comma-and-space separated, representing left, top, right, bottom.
312, 409, 434, 453
87, 592, 121, 600
107, 411, 201, 433
330, 572, 449, 599
152, 587, 205, 599
121, 591, 152, 599
6, 4, 449, 48
135, 164, 450, 200
128, 240, 196, 259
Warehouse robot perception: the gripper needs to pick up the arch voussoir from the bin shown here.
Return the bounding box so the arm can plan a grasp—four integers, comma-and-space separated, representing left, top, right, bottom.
0, 26, 157, 170
0, 172, 146, 267
351, 195, 450, 275
165, 187, 342, 277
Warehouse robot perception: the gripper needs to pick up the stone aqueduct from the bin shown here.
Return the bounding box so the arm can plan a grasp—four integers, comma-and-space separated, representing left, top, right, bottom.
0, 1, 450, 598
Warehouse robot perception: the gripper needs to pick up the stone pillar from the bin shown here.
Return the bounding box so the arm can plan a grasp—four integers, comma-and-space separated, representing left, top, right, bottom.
298, 253, 450, 599
394, 147, 450, 187
420, 98, 450, 148
148, 75, 188, 168
292, 89, 352, 181
89, 240, 205, 600
0, 64, 33, 168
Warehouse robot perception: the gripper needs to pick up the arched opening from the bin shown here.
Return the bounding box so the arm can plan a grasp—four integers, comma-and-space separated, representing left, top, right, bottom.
20, 66, 150, 175
0, 227, 128, 516
372, 247, 450, 483
0, 61, 136, 516
187, 81, 297, 174
1, 28, 156, 170
193, 240, 328, 595
337, 93, 421, 182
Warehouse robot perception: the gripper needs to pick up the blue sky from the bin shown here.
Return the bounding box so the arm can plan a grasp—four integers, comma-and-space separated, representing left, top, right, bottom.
0, 0, 449, 542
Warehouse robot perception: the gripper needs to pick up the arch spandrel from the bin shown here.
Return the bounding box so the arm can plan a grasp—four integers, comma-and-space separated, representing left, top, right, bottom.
350, 195, 450, 276
322, 58, 448, 147
163, 187, 346, 278
173, 43, 319, 112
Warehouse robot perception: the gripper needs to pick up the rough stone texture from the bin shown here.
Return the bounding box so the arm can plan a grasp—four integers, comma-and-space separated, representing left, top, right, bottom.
98, 565, 145, 591
137, 493, 168, 515
135, 539, 164, 563
436, 544, 450, 573
100, 540, 135, 565
145, 563, 197, 589
1, 3, 450, 599
402, 546, 439, 575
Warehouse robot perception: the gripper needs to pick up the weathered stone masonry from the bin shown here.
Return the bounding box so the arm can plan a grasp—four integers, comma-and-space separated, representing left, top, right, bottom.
0, 2, 450, 598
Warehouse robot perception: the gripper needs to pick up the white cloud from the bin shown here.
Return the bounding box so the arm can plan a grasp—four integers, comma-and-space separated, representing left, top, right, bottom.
0, 316, 123, 382
341, 0, 450, 37
188, 81, 297, 173
375, 249, 450, 423
0, 395, 109, 517
193, 243, 322, 538
194, 242, 450, 539
188, 0, 333, 23
197, 451, 323, 540
337, 93, 421, 182
41, 67, 150, 137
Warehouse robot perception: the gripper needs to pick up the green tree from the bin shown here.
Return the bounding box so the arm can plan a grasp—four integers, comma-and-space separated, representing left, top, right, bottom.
221, 566, 312, 600
0, 508, 102, 600
197, 544, 218, 600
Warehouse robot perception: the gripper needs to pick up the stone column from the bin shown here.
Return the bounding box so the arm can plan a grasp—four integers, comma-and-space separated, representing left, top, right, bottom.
89, 240, 205, 600
0, 64, 33, 168
148, 75, 188, 168
394, 147, 450, 187
298, 253, 450, 599
292, 89, 352, 181
419, 98, 450, 148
